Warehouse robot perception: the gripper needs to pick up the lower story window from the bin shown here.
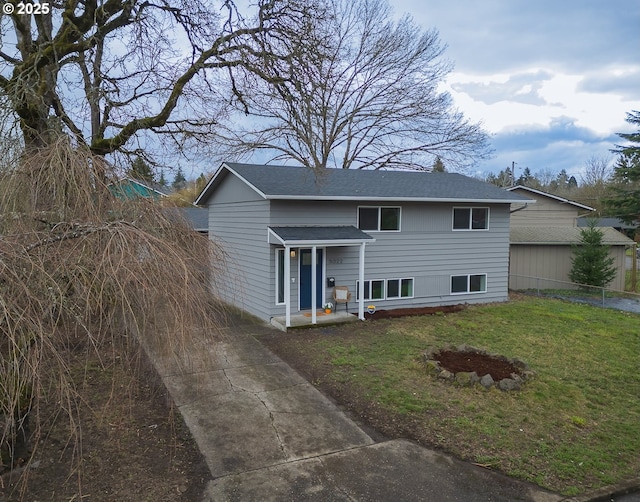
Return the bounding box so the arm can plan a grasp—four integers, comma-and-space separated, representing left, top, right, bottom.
451, 274, 487, 294
387, 278, 414, 299
356, 278, 414, 300
356, 279, 385, 300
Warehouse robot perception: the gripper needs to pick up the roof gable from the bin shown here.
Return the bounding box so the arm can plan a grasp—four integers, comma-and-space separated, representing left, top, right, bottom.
196, 163, 532, 205
508, 186, 593, 211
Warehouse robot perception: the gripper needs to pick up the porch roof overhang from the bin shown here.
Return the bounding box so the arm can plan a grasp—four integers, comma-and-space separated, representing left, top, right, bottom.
268, 226, 375, 247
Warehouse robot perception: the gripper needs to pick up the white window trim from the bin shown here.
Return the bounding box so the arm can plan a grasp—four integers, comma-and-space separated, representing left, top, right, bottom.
356, 279, 386, 301
450, 273, 488, 295
386, 277, 415, 299
356, 277, 415, 300
452, 207, 490, 231
357, 206, 402, 232
275, 248, 285, 305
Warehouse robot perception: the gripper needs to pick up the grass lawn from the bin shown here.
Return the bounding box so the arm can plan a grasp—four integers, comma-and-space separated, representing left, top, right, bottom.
261, 295, 640, 496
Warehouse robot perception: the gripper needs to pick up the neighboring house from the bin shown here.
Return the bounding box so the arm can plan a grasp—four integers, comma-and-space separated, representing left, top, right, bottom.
109, 177, 170, 201
507, 186, 634, 291
180, 207, 209, 234
163, 207, 210, 234
508, 186, 594, 226
109, 178, 208, 234
577, 217, 638, 239
195, 163, 531, 328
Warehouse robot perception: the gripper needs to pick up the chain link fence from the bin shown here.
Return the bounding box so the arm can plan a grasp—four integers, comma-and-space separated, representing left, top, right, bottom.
509, 274, 640, 313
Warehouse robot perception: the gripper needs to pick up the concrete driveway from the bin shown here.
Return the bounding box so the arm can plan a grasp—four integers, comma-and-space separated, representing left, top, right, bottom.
146, 316, 564, 502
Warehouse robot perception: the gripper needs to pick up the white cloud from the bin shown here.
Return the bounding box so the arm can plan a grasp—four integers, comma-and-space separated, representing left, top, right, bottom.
446, 69, 634, 138
391, 0, 640, 174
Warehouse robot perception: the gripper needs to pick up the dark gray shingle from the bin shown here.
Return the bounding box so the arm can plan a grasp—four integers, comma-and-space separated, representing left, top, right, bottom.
269, 226, 374, 242
209, 163, 531, 203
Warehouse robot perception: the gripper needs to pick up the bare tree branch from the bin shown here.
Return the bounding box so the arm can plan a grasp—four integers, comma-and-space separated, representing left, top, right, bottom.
215, 0, 492, 171
0, 0, 314, 158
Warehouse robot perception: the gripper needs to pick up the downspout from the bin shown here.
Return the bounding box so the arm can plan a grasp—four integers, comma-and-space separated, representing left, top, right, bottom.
510, 204, 529, 214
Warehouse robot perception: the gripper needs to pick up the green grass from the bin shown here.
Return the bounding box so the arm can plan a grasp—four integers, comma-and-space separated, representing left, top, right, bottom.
276, 296, 640, 496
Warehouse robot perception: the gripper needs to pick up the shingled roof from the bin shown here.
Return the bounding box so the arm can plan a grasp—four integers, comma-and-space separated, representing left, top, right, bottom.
196, 163, 532, 205
511, 226, 634, 245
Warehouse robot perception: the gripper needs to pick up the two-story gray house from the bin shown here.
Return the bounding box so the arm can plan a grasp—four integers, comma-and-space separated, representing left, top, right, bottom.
195, 163, 531, 328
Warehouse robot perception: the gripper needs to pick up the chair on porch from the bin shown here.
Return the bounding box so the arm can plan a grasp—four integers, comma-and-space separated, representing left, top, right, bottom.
333, 286, 351, 312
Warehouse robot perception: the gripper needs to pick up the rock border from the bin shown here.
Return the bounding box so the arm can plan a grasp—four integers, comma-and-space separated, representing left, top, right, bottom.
423, 344, 535, 391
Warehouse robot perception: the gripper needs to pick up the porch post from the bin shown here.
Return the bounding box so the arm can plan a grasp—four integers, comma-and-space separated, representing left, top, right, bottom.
358, 242, 366, 320
311, 245, 317, 325
285, 246, 291, 328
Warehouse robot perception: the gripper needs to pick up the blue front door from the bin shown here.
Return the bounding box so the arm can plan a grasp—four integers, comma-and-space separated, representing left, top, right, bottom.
299, 249, 323, 310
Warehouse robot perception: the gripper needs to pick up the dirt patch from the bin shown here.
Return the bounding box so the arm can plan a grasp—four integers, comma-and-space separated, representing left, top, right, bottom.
364, 304, 466, 320
0, 344, 209, 501
433, 350, 521, 381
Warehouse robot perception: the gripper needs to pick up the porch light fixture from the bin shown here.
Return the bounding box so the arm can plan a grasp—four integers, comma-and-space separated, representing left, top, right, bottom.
290, 249, 296, 259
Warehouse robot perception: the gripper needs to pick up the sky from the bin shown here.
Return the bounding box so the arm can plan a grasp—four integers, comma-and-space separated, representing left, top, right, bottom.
392, 0, 640, 180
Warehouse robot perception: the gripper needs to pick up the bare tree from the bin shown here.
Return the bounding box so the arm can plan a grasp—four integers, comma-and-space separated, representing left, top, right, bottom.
0, 0, 313, 159
215, 0, 491, 171
535, 168, 558, 188
577, 155, 614, 214
580, 155, 613, 186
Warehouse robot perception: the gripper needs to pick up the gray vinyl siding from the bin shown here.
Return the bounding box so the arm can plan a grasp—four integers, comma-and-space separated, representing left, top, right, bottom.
271, 200, 356, 225
269, 200, 511, 315
206, 174, 273, 320
204, 179, 513, 321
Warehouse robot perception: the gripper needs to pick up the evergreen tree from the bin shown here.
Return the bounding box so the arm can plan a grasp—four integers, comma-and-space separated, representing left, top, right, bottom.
129, 156, 155, 183
172, 167, 187, 189
431, 156, 446, 172
515, 167, 539, 187
551, 169, 568, 191
604, 110, 640, 225
569, 220, 616, 288
486, 166, 513, 187
158, 169, 167, 187
196, 173, 208, 191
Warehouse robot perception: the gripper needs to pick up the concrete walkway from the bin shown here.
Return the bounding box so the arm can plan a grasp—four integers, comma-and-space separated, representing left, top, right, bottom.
148, 317, 564, 502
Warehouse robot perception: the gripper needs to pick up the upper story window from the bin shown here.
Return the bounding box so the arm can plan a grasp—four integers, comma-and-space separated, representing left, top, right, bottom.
453, 207, 489, 230
358, 206, 401, 231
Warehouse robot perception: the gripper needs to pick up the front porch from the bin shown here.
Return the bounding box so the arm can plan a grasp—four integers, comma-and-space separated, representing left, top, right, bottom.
270, 310, 360, 331
268, 225, 375, 329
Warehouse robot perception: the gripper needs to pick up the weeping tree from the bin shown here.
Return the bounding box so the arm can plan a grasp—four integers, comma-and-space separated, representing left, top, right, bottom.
0, 138, 228, 492
0, 0, 317, 492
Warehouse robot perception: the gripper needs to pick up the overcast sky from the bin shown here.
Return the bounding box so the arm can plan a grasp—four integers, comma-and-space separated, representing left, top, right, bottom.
392, 0, 640, 179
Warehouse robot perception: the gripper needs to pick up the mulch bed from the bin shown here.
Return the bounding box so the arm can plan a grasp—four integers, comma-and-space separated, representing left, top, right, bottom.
363, 304, 466, 320
433, 350, 521, 381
